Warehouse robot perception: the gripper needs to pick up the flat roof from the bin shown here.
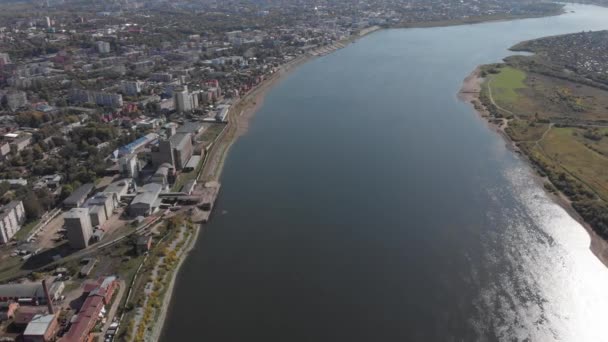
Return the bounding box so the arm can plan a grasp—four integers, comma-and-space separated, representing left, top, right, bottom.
185, 155, 201, 169
64, 207, 90, 219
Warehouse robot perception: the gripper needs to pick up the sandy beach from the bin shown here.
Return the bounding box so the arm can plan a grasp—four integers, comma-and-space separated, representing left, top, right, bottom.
459, 67, 608, 269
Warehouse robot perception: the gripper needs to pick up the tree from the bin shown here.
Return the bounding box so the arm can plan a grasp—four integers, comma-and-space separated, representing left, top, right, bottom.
23, 192, 43, 220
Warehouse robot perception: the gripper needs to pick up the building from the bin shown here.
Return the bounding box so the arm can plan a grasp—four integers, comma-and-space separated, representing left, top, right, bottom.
96, 41, 110, 54
151, 139, 174, 168
62, 276, 117, 342
174, 86, 199, 112
63, 183, 94, 209
85, 193, 115, 224
120, 81, 143, 96
0, 142, 10, 160
0, 53, 10, 66
9, 133, 33, 152
0, 201, 26, 244
64, 208, 93, 249
69, 89, 123, 108
149, 73, 172, 83
150, 133, 193, 171
170, 133, 193, 170
149, 163, 172, 187
0, 301, 19, 321
84, 276, 117, 305
118, 133, 158, 156
61, 295, 103, 342
5, 90, 28, 111
87, 206, 106, 228
23, 313, 58, 342
129, 183, 162, 217
119, 154, 139, 179
103, 179, 131, 201
0, 283, 47, 304
183, 155, 201, 172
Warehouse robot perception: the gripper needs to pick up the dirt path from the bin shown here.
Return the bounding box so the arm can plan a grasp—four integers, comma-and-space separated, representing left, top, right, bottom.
486, 78, 517, 118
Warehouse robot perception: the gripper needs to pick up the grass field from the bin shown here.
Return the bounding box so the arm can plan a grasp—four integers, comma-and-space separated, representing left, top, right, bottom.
488, 66, 527, 108
539, 127, 608, 201
13, 219, 39, 241
505, 118, 549, 142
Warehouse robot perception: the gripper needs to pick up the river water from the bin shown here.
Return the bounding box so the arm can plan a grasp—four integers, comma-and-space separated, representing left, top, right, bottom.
161, 5, 608, 341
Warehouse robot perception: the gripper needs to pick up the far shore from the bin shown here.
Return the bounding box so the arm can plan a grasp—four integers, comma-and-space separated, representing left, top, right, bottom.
458, 67, 608, 269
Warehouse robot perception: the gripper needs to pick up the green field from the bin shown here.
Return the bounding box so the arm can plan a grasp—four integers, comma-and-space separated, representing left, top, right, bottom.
539, 127, 608, 201
487, 66, 527, 107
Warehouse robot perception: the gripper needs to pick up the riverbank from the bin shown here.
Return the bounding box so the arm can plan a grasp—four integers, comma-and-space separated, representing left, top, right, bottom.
459, 67, 608, 269
149, 221, 203, 342
199, 25, 381, 182
153, 27, 381, 341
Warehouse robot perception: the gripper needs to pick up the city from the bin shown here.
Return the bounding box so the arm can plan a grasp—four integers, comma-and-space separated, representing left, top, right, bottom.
0, 0, 607, 342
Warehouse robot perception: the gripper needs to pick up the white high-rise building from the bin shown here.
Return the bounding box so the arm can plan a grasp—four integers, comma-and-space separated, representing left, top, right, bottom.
96, 41, 111, 54
174, 87, 193, 112
0, 201, 26, 244
0, 53, 10, 65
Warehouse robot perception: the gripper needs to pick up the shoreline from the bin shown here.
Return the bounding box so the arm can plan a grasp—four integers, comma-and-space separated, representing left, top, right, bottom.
150, 222, 203, 342
152, 10, 579, 338
151, 27, 381, 341
458, 67, 608, 269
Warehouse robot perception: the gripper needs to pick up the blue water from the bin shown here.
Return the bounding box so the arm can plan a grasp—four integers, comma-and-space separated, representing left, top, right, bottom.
162, 5, 608, 341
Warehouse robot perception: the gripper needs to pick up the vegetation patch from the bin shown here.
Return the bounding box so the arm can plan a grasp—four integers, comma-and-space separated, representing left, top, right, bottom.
487, 66, 527, 108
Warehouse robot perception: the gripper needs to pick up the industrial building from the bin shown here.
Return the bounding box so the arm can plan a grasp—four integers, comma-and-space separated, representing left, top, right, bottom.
149, 163, 173, 188
62, 184, 94, 209
183, 155, 201, 172
150, 133, 193, 170
0, 283, 47, 304
119, 153, 139, 179
84, 193, 116, 228
170, 133, 193, 170
0, 200, 26, 244
64, 208, 93, 249
23, 313, 58, 342
118, 133, 158, 156
129, 183, 162, 217
103, 179, 132, 201
62, 276, 117, 342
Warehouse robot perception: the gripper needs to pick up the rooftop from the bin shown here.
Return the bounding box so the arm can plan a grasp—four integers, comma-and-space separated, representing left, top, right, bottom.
63, 183, 94, 206
24, 314, 56, 336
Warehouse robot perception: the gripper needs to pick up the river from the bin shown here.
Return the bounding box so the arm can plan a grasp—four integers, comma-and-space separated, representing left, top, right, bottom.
161, 5, 608, 341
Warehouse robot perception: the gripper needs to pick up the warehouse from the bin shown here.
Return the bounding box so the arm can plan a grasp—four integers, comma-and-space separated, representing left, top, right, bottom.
63, 184, 94, 209
129, 183, 162, 217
